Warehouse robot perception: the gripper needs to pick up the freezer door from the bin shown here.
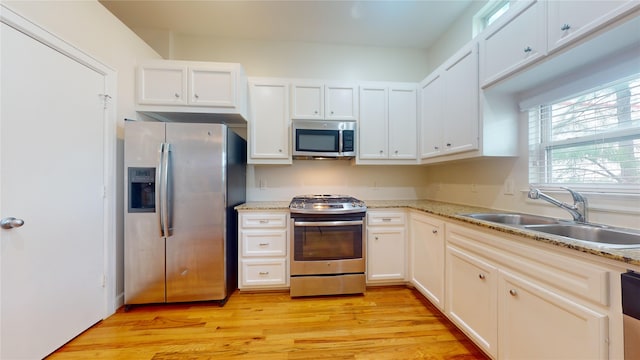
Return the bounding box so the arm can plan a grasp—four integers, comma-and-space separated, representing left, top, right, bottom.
124, 121, 167, 304
165, 123, 227, 302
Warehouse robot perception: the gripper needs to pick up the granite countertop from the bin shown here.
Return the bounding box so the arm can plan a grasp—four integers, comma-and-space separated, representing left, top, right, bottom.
236, 199, 640, 266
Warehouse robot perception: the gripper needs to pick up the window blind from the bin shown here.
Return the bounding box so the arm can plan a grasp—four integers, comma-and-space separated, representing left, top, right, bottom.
528, 75, 640, 190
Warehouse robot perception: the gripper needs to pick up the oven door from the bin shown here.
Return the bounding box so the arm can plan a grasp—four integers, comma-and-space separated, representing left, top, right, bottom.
291, 217, 365, 276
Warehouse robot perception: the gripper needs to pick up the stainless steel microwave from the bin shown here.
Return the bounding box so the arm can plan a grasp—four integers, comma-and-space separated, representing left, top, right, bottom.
292, 119, 356, 159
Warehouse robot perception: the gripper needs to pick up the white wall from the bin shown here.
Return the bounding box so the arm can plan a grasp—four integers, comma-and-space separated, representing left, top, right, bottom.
4, 0, 162, 301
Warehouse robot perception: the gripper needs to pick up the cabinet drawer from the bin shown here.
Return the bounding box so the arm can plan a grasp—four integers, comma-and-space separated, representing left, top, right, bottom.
240, 259, 287, 287
241, 213, 288, 228
367, 211, 405, 226
241, 230, 287, 257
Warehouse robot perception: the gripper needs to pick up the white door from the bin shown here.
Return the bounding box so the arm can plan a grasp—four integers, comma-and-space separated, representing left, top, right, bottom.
1, 22, 107, 359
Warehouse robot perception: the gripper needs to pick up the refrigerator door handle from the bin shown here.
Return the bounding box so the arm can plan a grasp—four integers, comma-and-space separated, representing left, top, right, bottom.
157, 143, 166, 237
163, 143, 172, 236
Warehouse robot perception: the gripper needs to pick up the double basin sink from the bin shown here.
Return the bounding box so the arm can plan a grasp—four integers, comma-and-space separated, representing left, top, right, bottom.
461, 213, 640, 249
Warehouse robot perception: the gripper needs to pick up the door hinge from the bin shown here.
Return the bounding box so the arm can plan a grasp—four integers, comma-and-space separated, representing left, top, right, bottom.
102, 186, 107, 199
101, 274, 107, 288
98, 93, 112, 109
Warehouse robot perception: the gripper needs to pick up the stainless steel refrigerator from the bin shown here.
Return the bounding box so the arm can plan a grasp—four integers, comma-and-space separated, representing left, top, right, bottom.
124, 120, 246, 306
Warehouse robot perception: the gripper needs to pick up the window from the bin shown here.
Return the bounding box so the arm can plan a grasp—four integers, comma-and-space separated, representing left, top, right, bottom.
528, 74, 640, 192
473, 0, 510, 36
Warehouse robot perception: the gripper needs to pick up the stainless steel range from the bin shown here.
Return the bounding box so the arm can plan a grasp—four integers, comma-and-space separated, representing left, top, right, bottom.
289, 195, 367, 297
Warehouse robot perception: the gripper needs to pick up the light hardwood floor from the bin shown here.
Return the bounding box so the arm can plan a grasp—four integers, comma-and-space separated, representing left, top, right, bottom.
48, 286, 488, 359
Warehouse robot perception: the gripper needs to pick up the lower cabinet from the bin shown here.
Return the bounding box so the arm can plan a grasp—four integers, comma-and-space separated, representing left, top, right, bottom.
366, 210, 407, 284
238, 210, 289, 290
445, 223, 610, 360
409, 211, 445, 310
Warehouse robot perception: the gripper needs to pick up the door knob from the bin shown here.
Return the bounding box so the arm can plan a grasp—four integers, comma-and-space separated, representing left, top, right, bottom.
1, 217, 25, 229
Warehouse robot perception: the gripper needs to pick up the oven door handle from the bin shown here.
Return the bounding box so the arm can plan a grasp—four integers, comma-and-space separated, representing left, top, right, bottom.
294, 220, 363, 227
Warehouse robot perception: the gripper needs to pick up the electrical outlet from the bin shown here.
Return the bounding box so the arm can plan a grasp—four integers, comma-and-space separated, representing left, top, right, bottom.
504, 178, 514, 195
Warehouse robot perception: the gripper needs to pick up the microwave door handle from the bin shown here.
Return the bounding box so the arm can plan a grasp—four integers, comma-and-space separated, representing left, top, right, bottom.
338, 130, 343, 154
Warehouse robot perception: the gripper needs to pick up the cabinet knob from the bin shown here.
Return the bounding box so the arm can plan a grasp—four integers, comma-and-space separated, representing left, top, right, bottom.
478, 274, 485, 280
394, 150, 399, 154
434, 146, 439, 150
330, 111, 334, 115
379, 150, 384, 154
560, 23, 571, 31
278, 149, 282, 153
194, 94, 199, 99
174, 93, 180, 98
374, 236, 379, 240
524, 46, 533, 53
446, 143, 452, 147
314, 110, 319, 114
432, 229, 438, 234
509, 289, 518, 296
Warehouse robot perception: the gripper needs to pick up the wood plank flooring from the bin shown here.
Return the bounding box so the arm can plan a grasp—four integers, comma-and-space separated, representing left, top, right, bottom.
47, 286, 488, 359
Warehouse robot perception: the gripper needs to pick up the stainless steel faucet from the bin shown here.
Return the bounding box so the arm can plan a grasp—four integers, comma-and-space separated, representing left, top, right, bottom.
528, 187, 588, 223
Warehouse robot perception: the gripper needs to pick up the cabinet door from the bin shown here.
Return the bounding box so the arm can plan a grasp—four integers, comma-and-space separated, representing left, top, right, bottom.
138, 65, 187, 105
188, 66, 237, 107
409, 213, 444, 309
291, 83, 323, 119
359, 86, 388, 159
480, 0, 546, 87
420, 74, 444, 158
388, 87, 417, 159
367, 227, 406, 282
548, 0, 639, 52
498, 270, 608, 360
443, 43, 479, 155
446, 245, 498, 358
248, 80, 290, 163
325, 84, 358, 120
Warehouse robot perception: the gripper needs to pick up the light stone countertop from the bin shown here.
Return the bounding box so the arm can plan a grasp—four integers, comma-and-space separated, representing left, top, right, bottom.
236, 199, 640, 266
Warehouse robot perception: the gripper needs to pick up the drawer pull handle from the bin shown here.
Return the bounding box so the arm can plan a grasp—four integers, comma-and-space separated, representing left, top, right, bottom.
259, 271, 270, 275
382, 218, 392, 222
478, 274, 485, 280
509, 289, 518, 296
259, 220, 269, 224
259, 243, 270, 246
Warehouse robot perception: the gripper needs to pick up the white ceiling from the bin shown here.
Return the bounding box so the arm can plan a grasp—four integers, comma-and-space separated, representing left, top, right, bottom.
99, 0, 473, 49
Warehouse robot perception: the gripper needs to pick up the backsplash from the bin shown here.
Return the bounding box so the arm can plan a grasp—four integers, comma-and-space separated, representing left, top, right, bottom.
247, 161, 430, 201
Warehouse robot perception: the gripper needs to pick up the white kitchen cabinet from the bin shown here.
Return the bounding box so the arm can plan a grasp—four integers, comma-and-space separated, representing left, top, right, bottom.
137, 60, 247, 120
479, 0, 547, 88
238, 211, 289, 290
366, 210, 407, 284
358, 83, 417, 163
291, 81, 357, 120
547, 0, 640, 53
446, 244, 498, 358
248, 78, 291, 164
498, 269, 608, 360
419, 74, 444, 158
138, 64, 187, 105
419, 42, 479, 160
445, 222, 611, 359
409, 212, 445, 310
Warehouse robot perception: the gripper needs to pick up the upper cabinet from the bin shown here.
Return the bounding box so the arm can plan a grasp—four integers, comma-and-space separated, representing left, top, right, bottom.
547, 0, 640, 53
479, 0, 547, 88
291, 82, 358, 121
247, 78, 291, 165
358, 83, 417, 164
420, 42, 480, 161
136, 60, 247, 122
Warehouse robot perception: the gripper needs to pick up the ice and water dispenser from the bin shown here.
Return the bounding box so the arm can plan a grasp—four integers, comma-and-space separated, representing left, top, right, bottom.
128, 167, 155, 213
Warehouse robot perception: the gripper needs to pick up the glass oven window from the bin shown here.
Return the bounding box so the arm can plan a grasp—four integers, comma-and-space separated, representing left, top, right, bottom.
293, 224, 363, 261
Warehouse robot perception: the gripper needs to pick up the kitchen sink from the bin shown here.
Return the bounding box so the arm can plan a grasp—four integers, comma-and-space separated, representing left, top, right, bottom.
524, 224, 640, 249
461, 212, 640, 249
462, 213, 563, 226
